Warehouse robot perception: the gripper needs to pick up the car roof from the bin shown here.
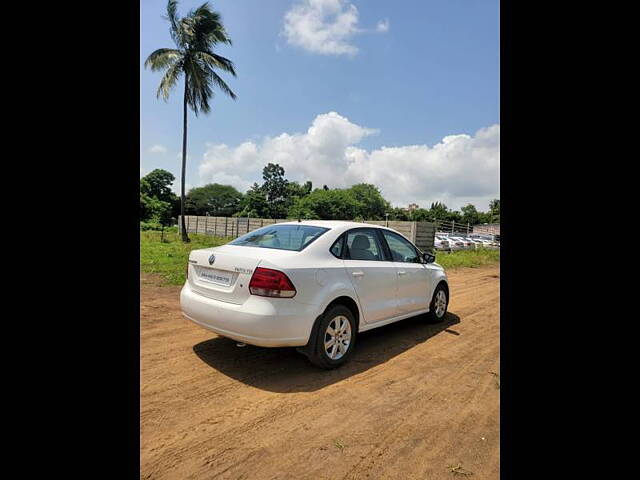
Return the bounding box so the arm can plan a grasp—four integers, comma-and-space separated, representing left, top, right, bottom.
273, 219, 367, 227
271, 220, 395, 231
268, 220, 420, 241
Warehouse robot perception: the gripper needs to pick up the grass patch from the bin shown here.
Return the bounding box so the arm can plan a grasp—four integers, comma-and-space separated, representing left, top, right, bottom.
434, 248, 500, 270
140, 230, 227, 285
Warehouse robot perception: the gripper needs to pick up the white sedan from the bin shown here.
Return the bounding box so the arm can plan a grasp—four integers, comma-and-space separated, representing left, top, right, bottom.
181, 221, 449, 369
448, 236, 471, 250
470, 236, 498, 248
463, 237, 485, 249
434, 235, 451, 251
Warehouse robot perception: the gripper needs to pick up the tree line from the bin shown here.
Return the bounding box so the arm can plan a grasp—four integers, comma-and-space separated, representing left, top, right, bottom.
140, 163, 500, 227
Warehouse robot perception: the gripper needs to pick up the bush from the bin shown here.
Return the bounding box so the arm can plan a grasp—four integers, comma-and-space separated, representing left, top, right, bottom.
140, 221, 161, 231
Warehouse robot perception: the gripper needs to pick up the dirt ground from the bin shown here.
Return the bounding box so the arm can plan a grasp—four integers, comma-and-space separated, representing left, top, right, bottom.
140, 264, 500, 480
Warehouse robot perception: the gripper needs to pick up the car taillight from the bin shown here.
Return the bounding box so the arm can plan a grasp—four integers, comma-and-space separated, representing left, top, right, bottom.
249, 267, 296, 298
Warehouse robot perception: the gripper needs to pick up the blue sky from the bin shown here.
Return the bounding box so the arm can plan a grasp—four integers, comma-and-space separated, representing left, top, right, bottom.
140, 0, 499, 211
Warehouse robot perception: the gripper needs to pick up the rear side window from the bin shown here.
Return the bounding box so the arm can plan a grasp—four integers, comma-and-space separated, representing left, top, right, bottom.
230, 224, 329, 251
330, 235, 344, 258
344, 229, 384, 261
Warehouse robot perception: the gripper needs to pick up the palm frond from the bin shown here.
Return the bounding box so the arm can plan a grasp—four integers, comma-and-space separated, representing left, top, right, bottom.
207, 69, 236, 100
191, 2, 222, 25
157, 60, 183, 100
179, 16, 195, 44
189, 3, 232, 49
195, 50, 236, 76
211, 27, 232, 46
166, 0, 179, 29
163, 0, 186, 48
184, 56, 212, 115
144, 48, 182, 71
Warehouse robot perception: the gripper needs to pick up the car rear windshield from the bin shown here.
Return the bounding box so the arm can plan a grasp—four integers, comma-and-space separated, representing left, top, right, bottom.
229, 224, 329, 251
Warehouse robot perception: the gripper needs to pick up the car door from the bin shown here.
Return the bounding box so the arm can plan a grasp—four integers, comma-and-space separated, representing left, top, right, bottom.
342, 228, 400, 324
380, 230, 431, 314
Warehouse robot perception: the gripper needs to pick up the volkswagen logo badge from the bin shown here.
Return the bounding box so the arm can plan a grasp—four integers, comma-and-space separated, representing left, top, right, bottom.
208, 254, 216, 265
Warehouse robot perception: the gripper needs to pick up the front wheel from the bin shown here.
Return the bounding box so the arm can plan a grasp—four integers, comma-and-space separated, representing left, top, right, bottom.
425, 283, 449, 323
306, 305, 357, 369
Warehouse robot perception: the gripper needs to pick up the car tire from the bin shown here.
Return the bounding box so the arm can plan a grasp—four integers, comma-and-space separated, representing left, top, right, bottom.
425, 283, 449, 323
305, 305, 357, 369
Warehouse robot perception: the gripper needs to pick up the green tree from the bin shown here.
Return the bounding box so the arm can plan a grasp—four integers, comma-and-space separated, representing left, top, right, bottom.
145, 0, 237, 242
410, 208, 432, 221
388, 207, 410, 221
447, 210, 462, 223
238, 182, 269, 218
288, 200, 320, 220
428, 202, 449, 220
140, 169, 177, 204
287, 180, 312, 199
488, 198, 500, 223
140, 178, 172, 222
460, 203, 480, 225
261, 163, 290, 218
288, 188, 360, 220
185, 183, 243, 216
348, 183, 390, 220
477, 211, 492, 224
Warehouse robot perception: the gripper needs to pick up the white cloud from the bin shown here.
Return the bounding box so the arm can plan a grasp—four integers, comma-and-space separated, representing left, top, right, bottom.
149, 144, 167, 154
376, 19, 389, 33
197, 112, 499, 210
283, 0, 388, 56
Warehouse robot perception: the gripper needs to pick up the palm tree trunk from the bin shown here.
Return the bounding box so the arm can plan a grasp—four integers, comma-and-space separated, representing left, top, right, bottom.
180, 74, 190, 243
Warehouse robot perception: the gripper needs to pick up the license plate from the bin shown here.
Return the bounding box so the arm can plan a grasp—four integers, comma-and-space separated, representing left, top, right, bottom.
195, 266, 233, 286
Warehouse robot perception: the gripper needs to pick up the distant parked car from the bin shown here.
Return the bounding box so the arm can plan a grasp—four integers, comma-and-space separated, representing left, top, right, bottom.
434, 236, 451, 252
463, 237, 485, 249
449, 236, 474, 249
444, 236, 466, 251
470, 237, 498, 249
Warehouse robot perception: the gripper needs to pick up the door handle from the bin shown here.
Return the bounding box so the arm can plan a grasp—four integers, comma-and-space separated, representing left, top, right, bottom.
397, 271, 407, 275
352, 271, 364, 277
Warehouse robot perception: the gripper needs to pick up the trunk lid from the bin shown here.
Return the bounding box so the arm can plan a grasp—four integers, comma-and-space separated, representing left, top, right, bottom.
187, 245, 298, 305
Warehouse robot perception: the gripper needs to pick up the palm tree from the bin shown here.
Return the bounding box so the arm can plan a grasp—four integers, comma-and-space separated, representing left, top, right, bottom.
145, 0, 237, 242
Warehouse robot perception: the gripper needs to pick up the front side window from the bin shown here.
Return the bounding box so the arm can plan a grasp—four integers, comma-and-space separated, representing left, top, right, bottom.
344, 229, 384, 261
382, 231, 420, 263
229, 224, 329, 251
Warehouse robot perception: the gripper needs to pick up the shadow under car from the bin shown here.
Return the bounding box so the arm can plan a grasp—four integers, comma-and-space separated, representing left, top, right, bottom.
192, 311, 461, 393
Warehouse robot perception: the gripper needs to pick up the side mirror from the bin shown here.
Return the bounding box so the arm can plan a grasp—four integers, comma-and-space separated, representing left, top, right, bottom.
423, 252, 436, 264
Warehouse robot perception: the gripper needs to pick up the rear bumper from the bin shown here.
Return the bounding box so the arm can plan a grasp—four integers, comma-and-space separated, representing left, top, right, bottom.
180, 283, 318, 347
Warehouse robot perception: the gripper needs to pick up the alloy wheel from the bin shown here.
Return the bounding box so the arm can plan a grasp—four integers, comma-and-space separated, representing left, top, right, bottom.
324, 315, 352, 360
434, 289, 447, 318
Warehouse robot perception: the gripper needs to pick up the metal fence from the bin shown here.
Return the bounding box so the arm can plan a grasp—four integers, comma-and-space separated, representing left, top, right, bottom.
178, 215, 437, 252
432, 219, 500, 241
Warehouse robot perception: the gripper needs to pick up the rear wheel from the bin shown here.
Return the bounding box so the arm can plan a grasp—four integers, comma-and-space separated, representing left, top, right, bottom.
306, 305, 357, 369
426, 283, 448, 323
